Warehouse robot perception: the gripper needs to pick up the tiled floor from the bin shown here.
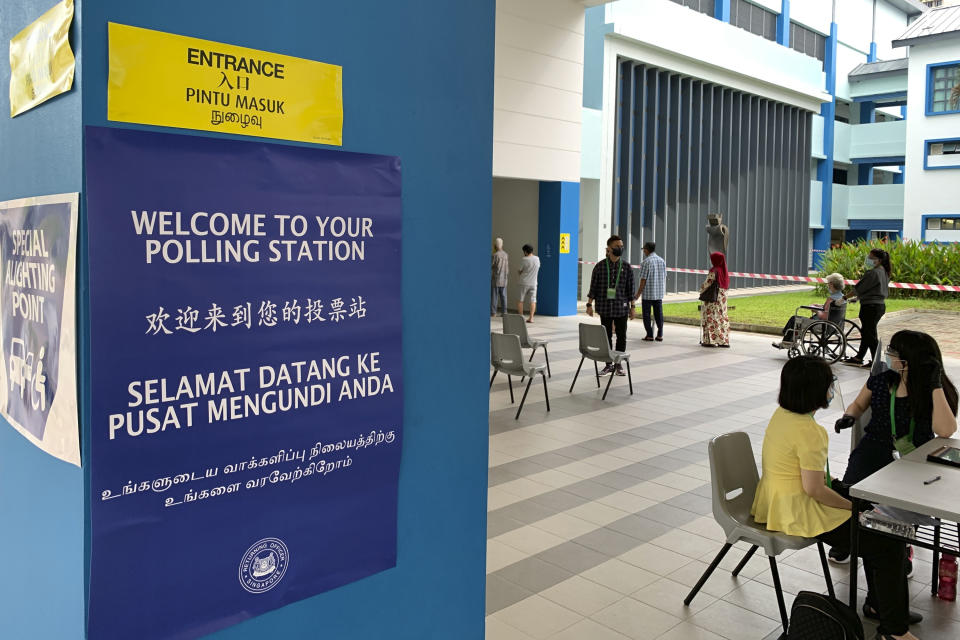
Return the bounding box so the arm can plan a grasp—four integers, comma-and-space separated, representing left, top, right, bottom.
487, 313, 960, 640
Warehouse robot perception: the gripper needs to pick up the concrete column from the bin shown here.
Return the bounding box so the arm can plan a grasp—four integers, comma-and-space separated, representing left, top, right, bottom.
715, 0, 731, 22
813, 21, 838, 266
537, 181, 580, 316
777, 0, 790, 46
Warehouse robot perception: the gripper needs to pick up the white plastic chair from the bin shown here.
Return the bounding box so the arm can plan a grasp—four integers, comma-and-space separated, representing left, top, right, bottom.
684, 432, 835, 634
502, 314, 551, 377
490, 332, 550, 420
568, 323, 632, 400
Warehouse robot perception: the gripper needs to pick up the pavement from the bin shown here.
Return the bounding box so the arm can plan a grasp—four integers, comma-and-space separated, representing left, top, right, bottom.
879, 309, 960, 359
488, 313, 960, 640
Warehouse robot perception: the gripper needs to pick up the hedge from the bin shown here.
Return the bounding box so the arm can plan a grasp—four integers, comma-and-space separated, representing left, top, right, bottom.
816, 239, 960, 299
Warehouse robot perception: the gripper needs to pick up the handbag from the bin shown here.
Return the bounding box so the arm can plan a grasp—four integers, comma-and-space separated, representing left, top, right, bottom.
698, 279, 719, 303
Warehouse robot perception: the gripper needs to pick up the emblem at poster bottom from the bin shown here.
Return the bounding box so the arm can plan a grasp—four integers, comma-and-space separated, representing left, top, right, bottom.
238, 537, 289, 594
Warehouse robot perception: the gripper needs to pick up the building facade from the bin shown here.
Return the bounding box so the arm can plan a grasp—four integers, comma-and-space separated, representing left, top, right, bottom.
581, 0, 926, 295
894, 5, 960, 242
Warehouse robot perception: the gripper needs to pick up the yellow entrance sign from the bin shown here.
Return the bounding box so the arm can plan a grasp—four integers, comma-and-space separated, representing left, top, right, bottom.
9, 0, 76, 117
107, 23, 343, 145
559, 233, 570, 254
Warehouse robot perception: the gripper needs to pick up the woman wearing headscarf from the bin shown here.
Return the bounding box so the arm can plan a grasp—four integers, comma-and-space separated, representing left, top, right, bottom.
699, 252, 730, 347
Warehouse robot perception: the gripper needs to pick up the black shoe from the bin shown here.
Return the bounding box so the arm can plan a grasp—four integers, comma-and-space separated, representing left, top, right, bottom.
828, 547, 850, 564
842, 357, 864, 367
599, 364, 615, 376
864, 602, 923, 625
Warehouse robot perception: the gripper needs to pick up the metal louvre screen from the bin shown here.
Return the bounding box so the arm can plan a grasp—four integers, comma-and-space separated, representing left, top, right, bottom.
613, 59, 811, 293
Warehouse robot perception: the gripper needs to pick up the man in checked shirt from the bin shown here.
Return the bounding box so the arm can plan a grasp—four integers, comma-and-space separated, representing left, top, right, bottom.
586, 235, 635, 376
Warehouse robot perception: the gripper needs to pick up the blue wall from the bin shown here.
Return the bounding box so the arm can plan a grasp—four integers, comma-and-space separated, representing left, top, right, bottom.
0, 2, 86, 640
537, 181, 580, 316
1, 1, 494, 639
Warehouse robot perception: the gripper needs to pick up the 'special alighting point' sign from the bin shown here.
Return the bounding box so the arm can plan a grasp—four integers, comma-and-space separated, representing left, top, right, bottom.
107, 23, 343, 145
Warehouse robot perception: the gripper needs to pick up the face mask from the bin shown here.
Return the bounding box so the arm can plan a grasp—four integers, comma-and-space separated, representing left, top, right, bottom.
611, 247, 623, 257
885, 354, 905, 373
830, 291, 843, 300
864, 257, 876, 268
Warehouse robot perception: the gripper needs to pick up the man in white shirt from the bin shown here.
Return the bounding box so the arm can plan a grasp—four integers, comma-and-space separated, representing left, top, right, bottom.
517, 244, 540, 323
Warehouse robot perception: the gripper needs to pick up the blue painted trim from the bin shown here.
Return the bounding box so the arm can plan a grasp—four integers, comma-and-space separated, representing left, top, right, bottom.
847, 219, 902, 232
857, 164, 873, 185
894, 167, 904, 184
813, 22, 838, 267
859, 100, 875, 124
925, 60, 960, 116
776, 0, 790, 46
920, 214, 960, 242
852, 92, 907, 104
715, 0, 731, 23
851, 156, 905, 165
901, 104, 907, 119
923, 137, 960, 171
868, 42, 877, 63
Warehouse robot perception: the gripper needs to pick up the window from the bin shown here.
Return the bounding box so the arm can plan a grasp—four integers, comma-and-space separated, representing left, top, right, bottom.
790, 21, 826, 64
667, 0, 716, 16
926, 218, 958, 231
731, 0, 777, 41
925, 138, 960, 170
832, 168, 848, 185
927, 61, 960, 115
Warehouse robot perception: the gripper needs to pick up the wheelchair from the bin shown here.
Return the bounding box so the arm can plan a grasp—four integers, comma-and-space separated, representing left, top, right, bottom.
779, 301, 862, 364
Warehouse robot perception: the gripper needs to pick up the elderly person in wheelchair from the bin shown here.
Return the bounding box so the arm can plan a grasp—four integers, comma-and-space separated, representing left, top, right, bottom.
772, 273, 848, 359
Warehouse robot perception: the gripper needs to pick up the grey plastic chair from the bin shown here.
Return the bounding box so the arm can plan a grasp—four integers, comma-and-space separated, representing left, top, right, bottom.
502, 314, 551, 377
490, 332, 550, 420
684, 431, 835, 634
568, 323, 632, 400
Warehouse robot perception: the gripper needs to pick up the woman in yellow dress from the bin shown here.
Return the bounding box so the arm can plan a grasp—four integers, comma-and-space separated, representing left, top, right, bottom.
751, 356, 919, 640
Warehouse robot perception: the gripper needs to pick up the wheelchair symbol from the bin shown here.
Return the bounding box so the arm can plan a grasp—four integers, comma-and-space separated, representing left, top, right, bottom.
9, 338, 47, 411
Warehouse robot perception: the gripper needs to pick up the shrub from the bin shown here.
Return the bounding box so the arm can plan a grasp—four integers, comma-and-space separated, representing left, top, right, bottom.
816, 239, 960, 299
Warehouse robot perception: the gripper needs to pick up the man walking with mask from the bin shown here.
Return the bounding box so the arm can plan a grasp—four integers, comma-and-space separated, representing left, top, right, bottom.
586, 235, 635, 376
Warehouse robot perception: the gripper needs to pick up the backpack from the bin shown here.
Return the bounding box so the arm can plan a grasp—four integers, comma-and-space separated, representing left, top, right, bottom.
786, 591, 864, 640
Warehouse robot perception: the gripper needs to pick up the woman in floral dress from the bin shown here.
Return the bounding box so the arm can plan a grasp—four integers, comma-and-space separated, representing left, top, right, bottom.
700, 252, 730, 347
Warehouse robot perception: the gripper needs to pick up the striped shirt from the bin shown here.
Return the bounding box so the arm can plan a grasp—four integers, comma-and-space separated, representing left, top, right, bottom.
637, 252, 666, 300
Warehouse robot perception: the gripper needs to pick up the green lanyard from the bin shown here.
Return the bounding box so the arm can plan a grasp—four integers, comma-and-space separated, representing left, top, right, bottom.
825, 459, 833, 489
606, 259, 622, 291
890, 389, 916, 455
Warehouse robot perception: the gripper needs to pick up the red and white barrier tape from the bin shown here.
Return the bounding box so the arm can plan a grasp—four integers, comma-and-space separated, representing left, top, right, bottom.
576, 260, 960, 292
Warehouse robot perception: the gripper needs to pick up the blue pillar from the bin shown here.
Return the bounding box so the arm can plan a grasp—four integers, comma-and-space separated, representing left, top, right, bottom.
537, 181, 580, 316
813, 22, 839, 265
858, 164, 873, 185
715, 0, 731, 22
868, 42, 877, 63
894, 169, 904, 184
777, 0, 791, 46
860, 100, 875, 124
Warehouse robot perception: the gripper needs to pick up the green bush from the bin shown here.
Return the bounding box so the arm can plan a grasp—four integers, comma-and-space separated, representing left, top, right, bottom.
816, 239, 960, 299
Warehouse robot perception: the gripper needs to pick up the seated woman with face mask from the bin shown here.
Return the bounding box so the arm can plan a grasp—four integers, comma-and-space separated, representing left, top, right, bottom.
829, 331, 959, 572
751, 356, 921, 640
772, 272, 846, 350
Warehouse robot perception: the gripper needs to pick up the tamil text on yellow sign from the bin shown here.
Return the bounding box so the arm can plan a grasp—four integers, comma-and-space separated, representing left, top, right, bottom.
9, 0, 76, 117
108, 23, 343, 146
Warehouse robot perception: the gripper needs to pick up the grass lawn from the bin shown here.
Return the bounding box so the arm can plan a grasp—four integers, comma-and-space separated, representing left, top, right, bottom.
662, 291, 960, 328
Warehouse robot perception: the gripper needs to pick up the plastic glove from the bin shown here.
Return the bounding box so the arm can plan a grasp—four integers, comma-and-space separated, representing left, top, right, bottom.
834, 414, 856, 433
